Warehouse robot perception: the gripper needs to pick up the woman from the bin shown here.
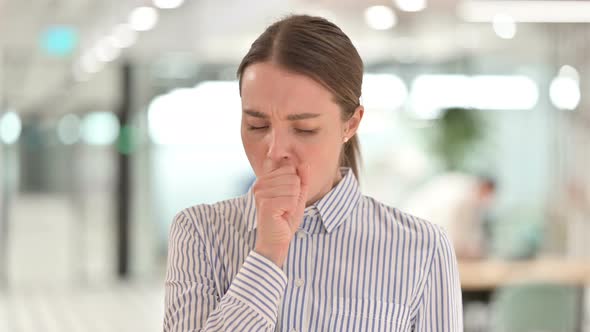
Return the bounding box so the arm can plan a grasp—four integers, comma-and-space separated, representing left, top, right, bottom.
164, 15, 462, 331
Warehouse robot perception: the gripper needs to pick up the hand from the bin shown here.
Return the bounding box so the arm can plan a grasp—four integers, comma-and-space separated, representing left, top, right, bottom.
253, 160, 310, 267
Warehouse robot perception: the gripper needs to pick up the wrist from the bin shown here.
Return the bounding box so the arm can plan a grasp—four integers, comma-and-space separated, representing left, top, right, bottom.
254, 243, 289, 268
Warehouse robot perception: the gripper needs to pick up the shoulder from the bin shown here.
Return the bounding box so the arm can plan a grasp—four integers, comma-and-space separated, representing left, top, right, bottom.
360, 195, 450, 250
169, 194, 248, 237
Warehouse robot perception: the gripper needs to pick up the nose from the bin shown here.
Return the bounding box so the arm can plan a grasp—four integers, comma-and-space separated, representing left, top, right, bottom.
266, 128, 291, 163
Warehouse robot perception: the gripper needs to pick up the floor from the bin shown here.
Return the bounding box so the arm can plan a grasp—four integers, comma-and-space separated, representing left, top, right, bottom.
0, 193, 166, 332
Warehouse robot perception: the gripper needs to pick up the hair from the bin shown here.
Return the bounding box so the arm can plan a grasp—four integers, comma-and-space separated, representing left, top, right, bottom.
479, 175, 497, 192
236, 14, 363, 179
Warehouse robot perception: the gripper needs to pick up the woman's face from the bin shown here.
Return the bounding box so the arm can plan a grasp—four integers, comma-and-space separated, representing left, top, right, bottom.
240, 61, 362, 205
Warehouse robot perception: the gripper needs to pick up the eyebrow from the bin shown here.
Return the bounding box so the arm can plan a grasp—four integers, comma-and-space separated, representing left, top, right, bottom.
243, 109, 321, 121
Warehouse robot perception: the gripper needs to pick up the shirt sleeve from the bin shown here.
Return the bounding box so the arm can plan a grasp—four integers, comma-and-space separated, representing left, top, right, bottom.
412, 227, 463, 331
163, 211, 288, 331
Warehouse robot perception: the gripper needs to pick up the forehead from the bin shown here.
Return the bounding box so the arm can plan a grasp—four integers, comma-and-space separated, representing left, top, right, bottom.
240, 62, 339, 116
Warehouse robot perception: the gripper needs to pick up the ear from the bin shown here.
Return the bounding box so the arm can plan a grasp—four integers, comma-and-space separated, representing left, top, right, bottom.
344, 106, 364, 138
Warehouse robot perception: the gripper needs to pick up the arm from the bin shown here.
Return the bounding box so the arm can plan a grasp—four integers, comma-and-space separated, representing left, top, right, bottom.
163, 211, 287, 331
412, 228, 463, 331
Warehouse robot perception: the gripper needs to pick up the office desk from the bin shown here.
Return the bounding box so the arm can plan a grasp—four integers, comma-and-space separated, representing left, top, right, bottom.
459, 258, 590, 331
459, 258, 590, 290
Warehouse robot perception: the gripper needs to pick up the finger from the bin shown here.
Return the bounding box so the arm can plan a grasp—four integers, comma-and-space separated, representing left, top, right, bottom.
265, 164, 297, 178
258, 174, 300, 188
262, 158, 274, 175
255, 184, 300, 199
255, 166, 296, 193
269, 197, 299, 219
258, 196, 298, 219
262, 159, 296, 174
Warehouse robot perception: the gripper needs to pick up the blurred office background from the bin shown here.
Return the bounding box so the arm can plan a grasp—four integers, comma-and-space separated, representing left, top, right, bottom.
0, 0, 589, 331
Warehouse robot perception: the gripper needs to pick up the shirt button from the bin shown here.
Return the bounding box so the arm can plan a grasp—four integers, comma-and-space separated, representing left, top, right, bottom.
290, 329, 297, 332
296, 230, 306, 239
295, 278, 304, 287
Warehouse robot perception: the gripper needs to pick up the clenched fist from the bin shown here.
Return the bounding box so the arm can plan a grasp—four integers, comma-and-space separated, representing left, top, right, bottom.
253, 160, 310, 267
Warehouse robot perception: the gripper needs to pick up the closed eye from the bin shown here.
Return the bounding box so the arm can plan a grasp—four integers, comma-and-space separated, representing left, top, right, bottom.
295, 128, 318, 135
247, 125, 269, 130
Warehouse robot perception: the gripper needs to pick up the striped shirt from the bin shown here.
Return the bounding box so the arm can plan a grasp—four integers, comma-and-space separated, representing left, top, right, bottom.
164, 167, 463, 331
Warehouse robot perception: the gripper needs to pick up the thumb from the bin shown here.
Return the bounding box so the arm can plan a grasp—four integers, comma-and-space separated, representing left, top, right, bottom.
289, 163, 310, 232
296, 163, 311, 208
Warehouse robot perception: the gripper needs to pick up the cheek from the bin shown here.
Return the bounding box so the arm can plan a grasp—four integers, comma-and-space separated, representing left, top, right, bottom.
300, 136, 343, 170
303, 142, 343, 193
242, 136, 265, 169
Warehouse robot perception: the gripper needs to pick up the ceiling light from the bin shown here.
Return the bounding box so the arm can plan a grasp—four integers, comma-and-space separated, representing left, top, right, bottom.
94, 38, 120, 62
111, 24, 137, 48
492, 14, 517, 39
153, 0, 184, 9
364, 6, 397, 30
0, 111, 22, 144
550, 73, 580, 111
129, 6, 159, 32
395, 0, 426, 12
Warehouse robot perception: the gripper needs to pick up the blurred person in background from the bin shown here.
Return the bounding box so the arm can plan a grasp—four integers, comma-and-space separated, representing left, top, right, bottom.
164, 15, 462, 331
403, 173, 496, 260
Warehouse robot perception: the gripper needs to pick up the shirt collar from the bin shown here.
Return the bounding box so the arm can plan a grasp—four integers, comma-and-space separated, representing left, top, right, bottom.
244, 167, 361, 233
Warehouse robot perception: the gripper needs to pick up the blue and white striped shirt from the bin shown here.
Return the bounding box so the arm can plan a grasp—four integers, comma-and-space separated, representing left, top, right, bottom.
164, 167, 463, 331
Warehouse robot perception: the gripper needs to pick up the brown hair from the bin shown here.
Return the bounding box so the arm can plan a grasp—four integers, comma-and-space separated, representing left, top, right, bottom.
237, 14, 363, 179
